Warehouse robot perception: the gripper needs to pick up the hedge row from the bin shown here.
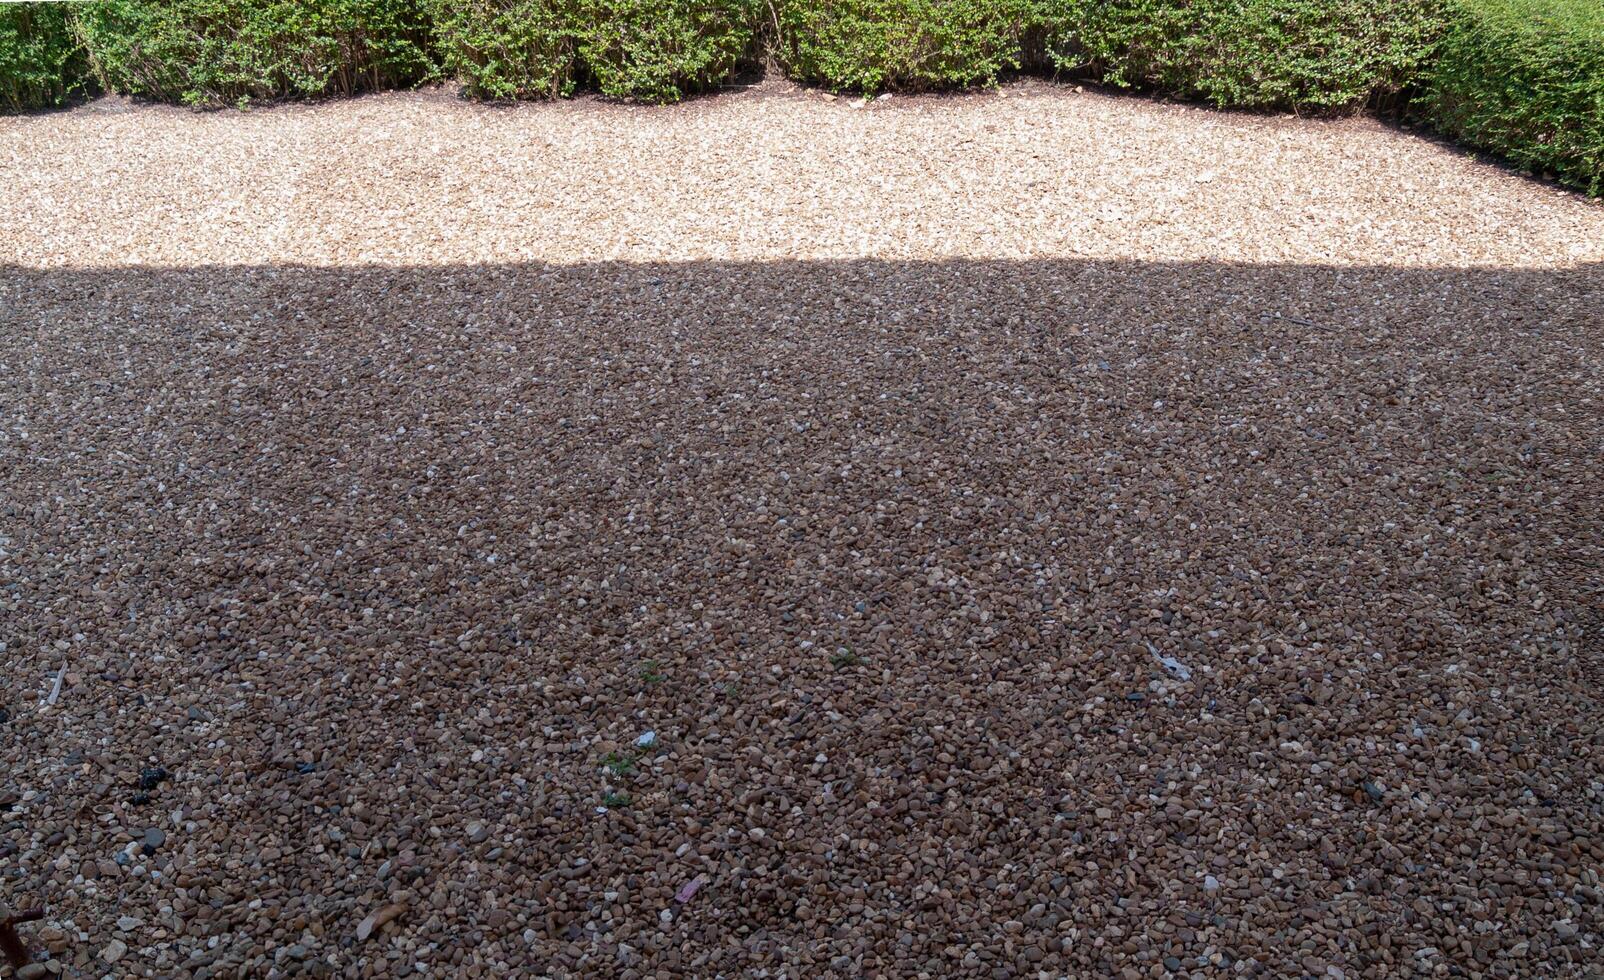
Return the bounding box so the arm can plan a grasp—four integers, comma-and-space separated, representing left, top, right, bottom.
0, 1, 1598, 193
773, 0, 1040, 94
431, 0, 759, 102
65, 0, 762, 106
1420, 0, 1603, 196
74, 1, 437, 107
1042, 0, 1448, 114
0, 3, 93, 112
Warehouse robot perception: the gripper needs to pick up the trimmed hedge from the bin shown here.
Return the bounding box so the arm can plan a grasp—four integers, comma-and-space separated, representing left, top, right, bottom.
431, 0, 757, 102
1042, 0, 1446, 113
1, 3, 95, 112
1422, 0, 1603, 195
75, 0, 438, 107
577, 0, 759, 102
428, 0, 578, 99
772, 0, 1040, 93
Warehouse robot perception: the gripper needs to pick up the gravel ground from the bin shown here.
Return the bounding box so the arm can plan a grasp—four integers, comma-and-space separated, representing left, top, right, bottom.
4, 82, 1603, 269
2, 82, 1603, 979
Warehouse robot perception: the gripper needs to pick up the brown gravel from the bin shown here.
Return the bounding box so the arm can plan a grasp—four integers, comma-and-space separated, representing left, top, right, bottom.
3, 81, 1603, 270
2, 81, 1603, 979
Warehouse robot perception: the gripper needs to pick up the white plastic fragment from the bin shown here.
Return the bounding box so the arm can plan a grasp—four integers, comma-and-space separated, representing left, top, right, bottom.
1148, 643, 1192, 681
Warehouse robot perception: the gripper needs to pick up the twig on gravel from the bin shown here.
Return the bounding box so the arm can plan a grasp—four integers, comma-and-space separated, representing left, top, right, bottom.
1259, 311, 1329, 330
44, 663, 65, 706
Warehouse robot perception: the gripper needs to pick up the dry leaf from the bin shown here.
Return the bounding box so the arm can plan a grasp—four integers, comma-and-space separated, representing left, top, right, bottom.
356, 903, 407, 941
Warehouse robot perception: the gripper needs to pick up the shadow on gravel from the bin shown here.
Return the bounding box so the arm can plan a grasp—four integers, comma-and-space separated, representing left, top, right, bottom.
1, 258, 1601, 975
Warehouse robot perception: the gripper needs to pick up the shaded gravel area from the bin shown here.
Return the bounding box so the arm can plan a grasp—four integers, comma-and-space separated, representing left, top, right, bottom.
4, 259, 1602, 978
3, 88, 1604, 979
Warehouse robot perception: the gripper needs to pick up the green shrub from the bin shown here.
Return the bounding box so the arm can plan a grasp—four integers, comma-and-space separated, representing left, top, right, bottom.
1, 3, 95, 112
428, 0, 579, 100
1043, 0, 1446, 113
75, 0, 437, 107
431, 0, 756, 102
1421, 0, 1603, 195
772, 0, 1040, 93
576, 0, 759, 102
